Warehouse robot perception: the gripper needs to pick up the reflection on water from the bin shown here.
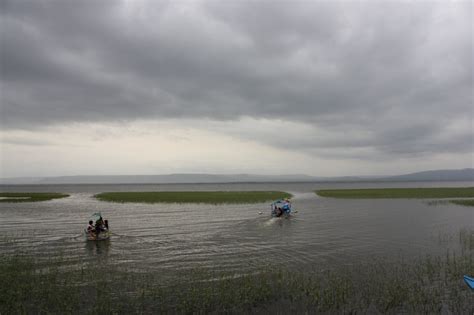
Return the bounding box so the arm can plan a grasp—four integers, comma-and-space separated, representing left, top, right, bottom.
85, 239, 111, 257
0, 182, 473, 273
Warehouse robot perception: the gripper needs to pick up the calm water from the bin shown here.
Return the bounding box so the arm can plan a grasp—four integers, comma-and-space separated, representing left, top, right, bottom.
1, 182, 473, 274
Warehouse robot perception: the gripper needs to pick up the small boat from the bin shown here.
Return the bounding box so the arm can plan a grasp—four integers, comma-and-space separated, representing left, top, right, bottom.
464, 275, 474, 290
85, 229, 111, 241
85, 212, 110, 241
271, 199, 292, 217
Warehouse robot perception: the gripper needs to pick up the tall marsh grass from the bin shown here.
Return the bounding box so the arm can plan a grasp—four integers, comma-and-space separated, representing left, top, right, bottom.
1, 229, 473, 313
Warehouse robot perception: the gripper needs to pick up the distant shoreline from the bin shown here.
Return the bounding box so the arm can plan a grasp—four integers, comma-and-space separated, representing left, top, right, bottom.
1, 179, 474, 186
1, 168, 473, 185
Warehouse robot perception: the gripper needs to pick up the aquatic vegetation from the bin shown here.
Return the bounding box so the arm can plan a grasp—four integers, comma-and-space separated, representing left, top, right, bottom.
425, 200, 450, 206
0, 192, 69, 203
449, 199, 474, 207
316, 187, 474, 199
1, 232, 473, 314
94, 191, 292, 204
426, 199, 474, 207
459, 228, 474, 251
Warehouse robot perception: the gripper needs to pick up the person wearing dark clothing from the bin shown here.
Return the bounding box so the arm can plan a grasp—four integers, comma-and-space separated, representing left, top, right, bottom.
95, 217, 104, 235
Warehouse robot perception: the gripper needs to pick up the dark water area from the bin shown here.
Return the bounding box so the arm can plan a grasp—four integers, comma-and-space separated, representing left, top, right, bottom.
1, 182, 473, 275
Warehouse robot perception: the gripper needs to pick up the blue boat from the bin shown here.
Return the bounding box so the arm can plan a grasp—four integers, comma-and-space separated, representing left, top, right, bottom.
464, 275, 474, 290
271, 199, 292, 217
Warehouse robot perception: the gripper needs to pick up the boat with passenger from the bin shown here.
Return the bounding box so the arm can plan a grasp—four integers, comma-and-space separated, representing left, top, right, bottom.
85, 212, 110, 241
271, 198, 292, 217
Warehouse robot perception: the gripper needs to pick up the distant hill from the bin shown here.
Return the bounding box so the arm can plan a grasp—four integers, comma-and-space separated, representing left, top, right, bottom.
380, 168, 474, 182
0, 169, 472, 185
0, 174, 321, 185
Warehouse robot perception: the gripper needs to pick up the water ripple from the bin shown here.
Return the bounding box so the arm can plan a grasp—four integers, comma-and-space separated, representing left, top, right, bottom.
1, 182, 472, 272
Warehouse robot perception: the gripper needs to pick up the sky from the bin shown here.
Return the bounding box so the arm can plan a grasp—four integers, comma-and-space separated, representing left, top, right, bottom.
0, 0, 472, 178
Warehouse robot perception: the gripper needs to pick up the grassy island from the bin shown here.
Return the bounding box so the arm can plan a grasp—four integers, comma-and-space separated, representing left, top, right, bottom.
316, 187, 474, 199
0, 192, 70, 203
94, 191, 292, 204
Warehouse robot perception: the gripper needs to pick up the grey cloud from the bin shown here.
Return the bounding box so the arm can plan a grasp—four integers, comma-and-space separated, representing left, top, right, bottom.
1, 135, 56, 146
0, 0, 472, 159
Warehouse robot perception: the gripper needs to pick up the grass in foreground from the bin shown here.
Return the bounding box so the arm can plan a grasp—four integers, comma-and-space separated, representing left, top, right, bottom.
95, 191, 292, 204
0, 192, 69, 203
1, 231, 473, 314
316, 187, 474, 199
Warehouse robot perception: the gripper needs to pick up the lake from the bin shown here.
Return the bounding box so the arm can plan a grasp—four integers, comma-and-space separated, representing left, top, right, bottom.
1, 181, 472, 275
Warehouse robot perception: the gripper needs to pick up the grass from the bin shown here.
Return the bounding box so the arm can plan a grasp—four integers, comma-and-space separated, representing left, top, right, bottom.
0, 192, 69, 203
449, 199, 474, 207
1, 229, 473, 314
94, 191, 292, 204
316, 187, 474, 199
427, 199, 474, 207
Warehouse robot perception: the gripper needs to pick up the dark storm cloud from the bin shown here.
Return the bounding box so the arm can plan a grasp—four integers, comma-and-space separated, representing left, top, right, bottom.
1, 0, 472, 158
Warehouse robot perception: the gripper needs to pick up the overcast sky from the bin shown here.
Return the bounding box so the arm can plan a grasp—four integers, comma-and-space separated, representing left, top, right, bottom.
0, 0, 472, 177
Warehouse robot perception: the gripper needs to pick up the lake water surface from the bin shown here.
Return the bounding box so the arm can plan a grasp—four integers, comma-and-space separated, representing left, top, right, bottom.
1, 182, 473, 275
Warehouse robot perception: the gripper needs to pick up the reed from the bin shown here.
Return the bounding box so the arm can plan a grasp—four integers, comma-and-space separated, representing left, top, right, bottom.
1, 229, 473, 313
449, 199, 474, 207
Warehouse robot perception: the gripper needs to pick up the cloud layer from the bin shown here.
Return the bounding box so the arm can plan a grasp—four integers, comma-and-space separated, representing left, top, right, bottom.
1, 0, 472, 174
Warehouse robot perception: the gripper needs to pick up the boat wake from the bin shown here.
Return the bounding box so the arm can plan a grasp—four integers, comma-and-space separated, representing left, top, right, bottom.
263, 217, 280, 227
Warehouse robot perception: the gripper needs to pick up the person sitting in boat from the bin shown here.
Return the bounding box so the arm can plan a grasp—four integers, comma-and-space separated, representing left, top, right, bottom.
86, 220, 95, 234
274, 205, 283, 217
104, 219, 109, 231
95, 216, 105, 235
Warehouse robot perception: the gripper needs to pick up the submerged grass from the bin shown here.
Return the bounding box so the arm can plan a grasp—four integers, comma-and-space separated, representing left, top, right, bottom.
94, 191, 292, 204
316, 187, 474, 199
450, 199, 474, 207
1, 229, 474, 314
0, 192, 69, 203
427, 199, 474, 207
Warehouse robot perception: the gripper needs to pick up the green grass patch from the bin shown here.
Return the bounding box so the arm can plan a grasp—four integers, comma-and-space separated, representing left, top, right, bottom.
94, 191, 292, 204
316, 187, 474, 199
0, 192, 69, 203
449, 199, 474, 207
